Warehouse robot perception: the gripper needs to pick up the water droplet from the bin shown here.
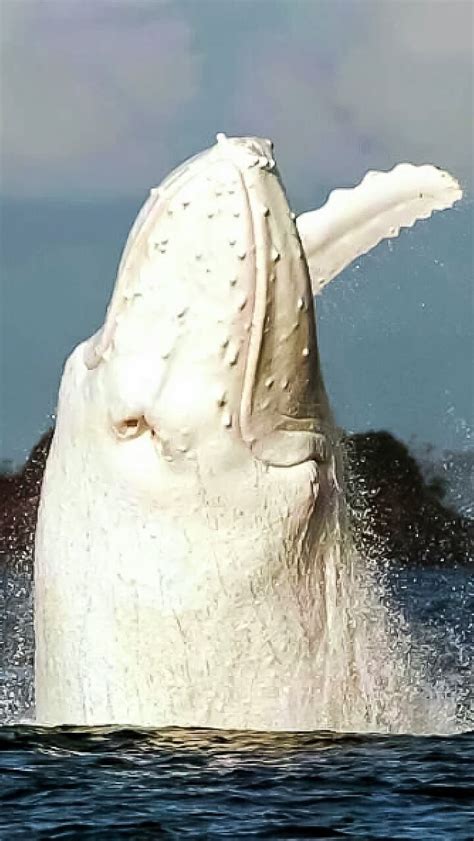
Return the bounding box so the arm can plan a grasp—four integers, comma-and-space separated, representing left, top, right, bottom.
196, 253, 202, 260
216, 390, 227, 408
265, 376, 274, 388
290, 211, 296, 221
297, 297, 305, 310
237, 250, 246, 260
177, 307, 187, 319
281, 378, 289, 390
271, 247, 280, 263
302, 347, 310, 357
238, 295, 247, 310
229, 238, 237, 246
262, 205, 270, 217
229, 276, 238, 286
222, 412, 232, 428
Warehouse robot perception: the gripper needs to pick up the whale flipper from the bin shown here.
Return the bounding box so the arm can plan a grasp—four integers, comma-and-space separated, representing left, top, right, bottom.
297, 164, 463, 294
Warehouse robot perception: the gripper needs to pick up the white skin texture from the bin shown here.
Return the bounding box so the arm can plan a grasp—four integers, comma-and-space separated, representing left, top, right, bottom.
35, 135, 461, 729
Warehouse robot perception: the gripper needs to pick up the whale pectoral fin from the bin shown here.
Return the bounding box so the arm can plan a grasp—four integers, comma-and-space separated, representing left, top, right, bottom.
297, 164, 463, 294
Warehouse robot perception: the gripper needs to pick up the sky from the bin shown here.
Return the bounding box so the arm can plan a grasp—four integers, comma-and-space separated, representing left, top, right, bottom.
0, 0, 473, 464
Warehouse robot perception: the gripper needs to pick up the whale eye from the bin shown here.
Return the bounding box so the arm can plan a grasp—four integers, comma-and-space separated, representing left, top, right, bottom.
113, 416, 149, 440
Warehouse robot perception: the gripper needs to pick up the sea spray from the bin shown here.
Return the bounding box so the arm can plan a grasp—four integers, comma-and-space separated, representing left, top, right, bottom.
0, 547, 34, 722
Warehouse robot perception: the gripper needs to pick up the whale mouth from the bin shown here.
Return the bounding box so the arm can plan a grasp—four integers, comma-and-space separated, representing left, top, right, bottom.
84, 134, 331, 470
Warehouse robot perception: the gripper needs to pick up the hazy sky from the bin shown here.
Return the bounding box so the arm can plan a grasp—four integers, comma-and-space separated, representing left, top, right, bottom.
0, 0, 473, 463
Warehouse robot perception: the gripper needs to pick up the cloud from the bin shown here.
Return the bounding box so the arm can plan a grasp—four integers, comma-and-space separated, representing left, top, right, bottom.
223, 4, 370, 208
335, 2, 473, 188
227, 0, 473, 206
0, 0, 471, 199
0, 0, 201, 195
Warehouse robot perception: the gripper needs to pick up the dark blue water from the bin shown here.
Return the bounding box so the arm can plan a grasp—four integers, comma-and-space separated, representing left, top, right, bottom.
1, 726, 473, 840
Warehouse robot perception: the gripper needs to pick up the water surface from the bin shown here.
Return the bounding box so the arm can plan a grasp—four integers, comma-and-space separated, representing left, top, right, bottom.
1, 726, 473, 840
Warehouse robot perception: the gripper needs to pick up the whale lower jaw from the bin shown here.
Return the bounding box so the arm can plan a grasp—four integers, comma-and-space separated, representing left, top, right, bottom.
35, 534, 344, 731
35, 441, 342, 730
35, 556, 338, 731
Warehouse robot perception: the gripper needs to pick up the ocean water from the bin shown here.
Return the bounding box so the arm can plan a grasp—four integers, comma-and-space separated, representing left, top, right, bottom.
1, 726, 473, 839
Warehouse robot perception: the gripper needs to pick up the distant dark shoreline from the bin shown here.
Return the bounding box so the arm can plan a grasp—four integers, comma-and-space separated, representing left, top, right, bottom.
1, 427, 472, 567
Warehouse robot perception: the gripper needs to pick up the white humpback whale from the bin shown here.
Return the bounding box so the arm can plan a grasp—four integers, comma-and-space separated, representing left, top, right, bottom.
35, 135, 461, 728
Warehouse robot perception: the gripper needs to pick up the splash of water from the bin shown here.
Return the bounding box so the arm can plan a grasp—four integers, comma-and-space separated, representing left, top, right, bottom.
0, 547, 34, 722
316, 538, 468, 735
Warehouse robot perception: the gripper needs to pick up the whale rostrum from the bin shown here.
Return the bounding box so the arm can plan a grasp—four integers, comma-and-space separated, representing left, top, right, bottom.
34, 134, 462, 729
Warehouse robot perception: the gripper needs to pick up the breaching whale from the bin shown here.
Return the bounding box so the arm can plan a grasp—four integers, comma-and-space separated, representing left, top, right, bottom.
35, 135, 462, 729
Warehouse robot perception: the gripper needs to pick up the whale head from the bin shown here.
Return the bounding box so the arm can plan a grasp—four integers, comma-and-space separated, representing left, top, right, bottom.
61, 134, 335, 505
35, 135, 340, 727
